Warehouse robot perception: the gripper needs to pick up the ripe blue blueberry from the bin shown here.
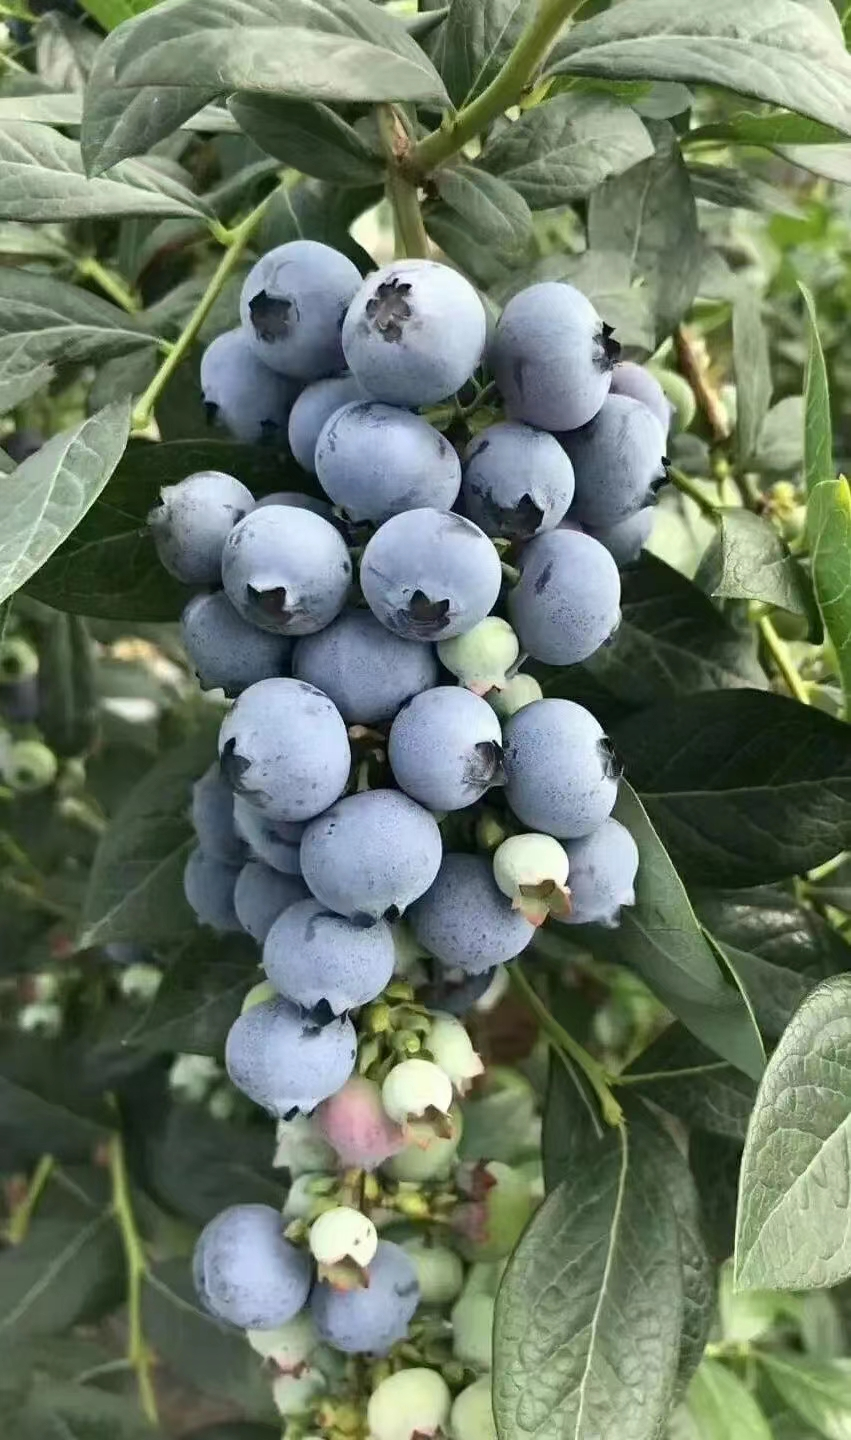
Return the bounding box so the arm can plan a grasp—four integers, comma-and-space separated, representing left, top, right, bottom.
235, 860, 309, 943
293, 610, 438, 726
233, 795, 305, 875
148, 470, 254, 586
559, 394, 668, 528
193, 1203, 312, 1329
219, 678, 351, 823
490, 282, 619, 431
610, 361, 673, 437
587, 509, 654, 567
554, 818, 639, 927
310, 1240, 419, 1354
200, 328, 299, 444
508, 528, 620, 666
360, 508, 502, 641
225, 994, 357, 1116
181, 592, 292, 697
192, 762, 246, 865
221, 505, 352, 636
300, 789, 442, 923
263, 898, 395, 1016
255, 491, 338, 523
461, 422, 575, 539
342, 259, 487, 406
503, 698, 619, 838
388, 687, 504, 812
183, 846, 242, 932
315, 402, 461, 524
408, 853, 535, 975
240, 240, 362, 380
288, 375, 363, 473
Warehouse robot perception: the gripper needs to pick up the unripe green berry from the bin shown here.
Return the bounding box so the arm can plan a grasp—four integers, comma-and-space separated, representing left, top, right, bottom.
241, 979, 276, 1013
438, 617, 519, 695
451, 1290, 494, 1371
272, 1366, 325, 1417
246, 1310, 319, 1370
650, 366, 696, 433
367, 1367, 451, 1440
4, 738, 57, 792
485, 673, 542, 719
428, 1013, 484, 1095
402, 1239, 465, 1305
382, 1107, 463, 1183
0, 637, 38, 682
451, 1377, 497, 1440
493, 833, 570, 925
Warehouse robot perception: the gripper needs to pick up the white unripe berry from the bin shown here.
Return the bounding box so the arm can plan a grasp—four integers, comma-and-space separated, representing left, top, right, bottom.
367, 1366, 451, 1440
438, 617, 519, 694
493, 832, 570, 925
309, 1206, 378, 1269
381, 1058, 453, 1124
428, 1013, 484, 1094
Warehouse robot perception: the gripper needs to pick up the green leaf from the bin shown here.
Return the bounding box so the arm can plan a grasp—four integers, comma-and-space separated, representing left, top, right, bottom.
755, 396, 805, 475
736, 976, 851, 1290
16, 1378, 159, 1440
0, 1214, 122, 1341
588, 124, 702, 339
433, 0, 534, 106
494, 1123, 683, 1440
37, 613, 99, 759
228, 95, 383, 186
36, 12, 99, 92
433, 164, 532, 252
481, 92, 654, 208
142, 1261, 273, 1415
808, 478, 851, 713
691, 1131, 742, 1262
688, 163, 799, 216
113, 0, 449, 107
27, 439, 298, 621
624, 1024, 756, 1141
79, 0, 161, 29
125, 933, 257, 1056
688, 110, 846, 147
139, 1098, 279, 1225
800, 281, 834, 494
0, 402, 131, 608
0, 269, 154, 414
611, 690, 851, 886
0, 1034, 110, 1164
0, 122, 210, 221
80, 720, 219, 947
778, 143, 851, 182
575, 784, 766, 1079
761, 1355, 851, 1440
680, 1359, 772, 1440
733, 290, 772, 466
695, 510, 814, 617
548, 1, 851, 139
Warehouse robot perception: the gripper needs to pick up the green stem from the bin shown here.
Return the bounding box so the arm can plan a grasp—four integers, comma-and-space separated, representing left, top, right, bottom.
76, 257, 139, 314
508, 962, 623, 1127
377, 106, 430, 258
616, 1061, 730, 1086
131, 193, 273, 431
668, 465, 722, 520
7, 1154, 54, 1244
404, 0, 587, 178
108, 1129, 158, 1427
759, 614, 811, 705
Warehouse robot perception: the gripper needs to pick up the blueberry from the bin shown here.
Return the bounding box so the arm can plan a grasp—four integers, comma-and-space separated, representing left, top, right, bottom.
300, 789, 442, 923
193, 1203, 312, 1329
264, 898, 395, 1015
148, 471, 254, 586
360, 508, 502, 642
288, 375, 363, 473
554, 818, 639, 927
240, 240, 361, 380
367, 1367, 451, 1440
310, 1240, 419, 1354
200, 328, 299, 444
508, 528, 620, 666
293, 610, 438, 726
181, 592, 292, 697
192, 762, 247, 865
255, 491, 337, 522
235, 860, 310, 943
451, 1379, 497, 1440
225, 995, 357, 1115
559, 394, 668, 528
610, 361, 673, 437
221, 505, 352, 636
342, 259, 487, 406
388, 687, 504, 812
315, 402, 461, 523
408, 853, 535, 975
461, 422, 575, 539
503, 698, 619, 838
233, 795, 305, 875
315, 1076, 405, 1171
587, 508, 654, 567
183, 846, 242, 931
490, 282, 619, 431
219, 678, 351, 823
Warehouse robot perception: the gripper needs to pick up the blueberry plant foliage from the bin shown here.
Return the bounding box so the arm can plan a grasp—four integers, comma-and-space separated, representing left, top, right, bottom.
2, 0, 851, 1438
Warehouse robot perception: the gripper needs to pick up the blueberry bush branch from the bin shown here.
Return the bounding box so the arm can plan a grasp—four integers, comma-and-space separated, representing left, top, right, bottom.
108, 1126, 159, 1427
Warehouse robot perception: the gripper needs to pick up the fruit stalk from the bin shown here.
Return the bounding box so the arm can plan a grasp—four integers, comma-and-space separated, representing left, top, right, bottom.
108, 1127, 159, 1426
377, 105, 430, 260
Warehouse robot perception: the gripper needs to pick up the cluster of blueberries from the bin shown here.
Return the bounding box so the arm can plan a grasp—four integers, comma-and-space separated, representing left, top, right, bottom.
148, 240, 663, 1402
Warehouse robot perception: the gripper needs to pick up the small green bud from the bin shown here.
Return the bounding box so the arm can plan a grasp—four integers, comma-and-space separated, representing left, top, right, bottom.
475, 811, 507, 852
241, 979, 275, 1013
4, 739, 57, 792
438, 617, 519, 695
650, 367, 696, 433
0, 637, 38, 682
